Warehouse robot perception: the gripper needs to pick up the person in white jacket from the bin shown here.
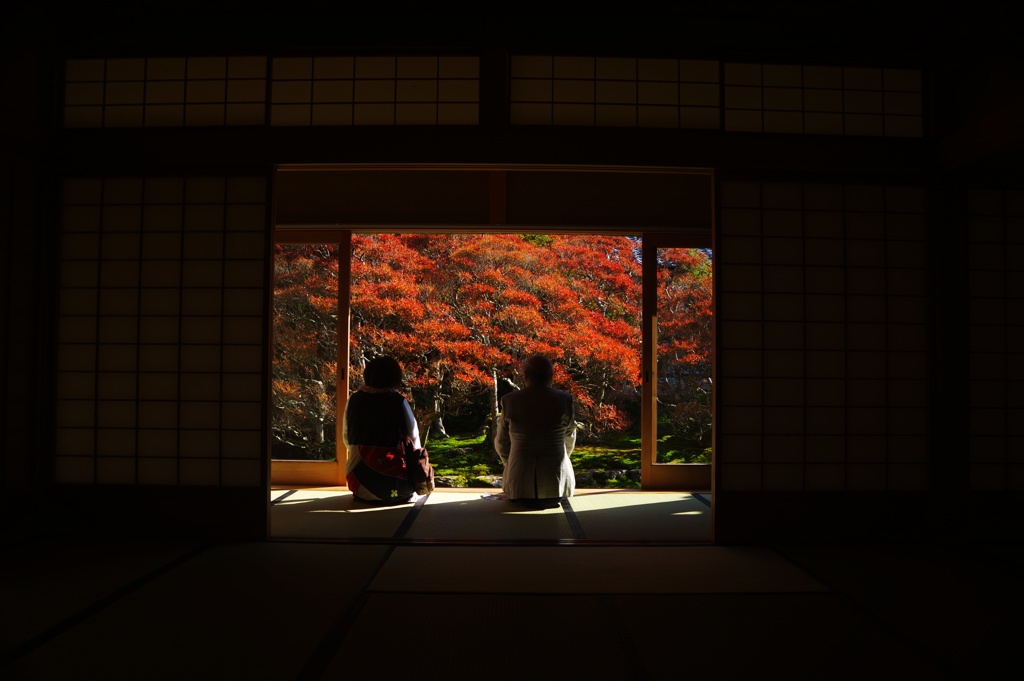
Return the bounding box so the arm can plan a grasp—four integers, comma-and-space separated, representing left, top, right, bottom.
494, 354, 577, 505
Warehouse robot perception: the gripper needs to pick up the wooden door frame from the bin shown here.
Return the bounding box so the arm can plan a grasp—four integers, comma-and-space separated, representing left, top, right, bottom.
640, 232, 715, 492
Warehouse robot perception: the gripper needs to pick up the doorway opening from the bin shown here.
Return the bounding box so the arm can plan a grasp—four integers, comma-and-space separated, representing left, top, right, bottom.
269, 165, 715, 541
271, 232, 712, 489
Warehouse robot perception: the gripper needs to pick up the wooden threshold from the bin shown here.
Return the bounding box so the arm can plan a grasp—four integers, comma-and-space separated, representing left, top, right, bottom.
271, 460, 342, 487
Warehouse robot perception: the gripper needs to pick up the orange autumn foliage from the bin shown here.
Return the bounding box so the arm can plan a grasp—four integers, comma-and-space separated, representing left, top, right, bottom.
272, 236, 712, 451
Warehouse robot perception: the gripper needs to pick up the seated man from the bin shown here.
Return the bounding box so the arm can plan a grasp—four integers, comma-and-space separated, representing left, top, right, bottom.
494, 354, 577, 506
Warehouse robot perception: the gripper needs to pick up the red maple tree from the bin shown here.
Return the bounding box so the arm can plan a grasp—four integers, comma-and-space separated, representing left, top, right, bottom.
271, 236, 712, 460
349, 234, 643, 443
271, 244, 340, 459
656, 247, 714, 448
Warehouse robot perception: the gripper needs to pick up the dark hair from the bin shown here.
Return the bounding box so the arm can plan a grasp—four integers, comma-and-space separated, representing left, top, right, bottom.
522, 354, 554, 385
363, 356, 404, 389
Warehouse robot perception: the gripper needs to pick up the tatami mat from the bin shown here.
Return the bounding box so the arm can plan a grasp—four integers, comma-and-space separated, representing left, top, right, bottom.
269, 489, 293, 504
317, 593, 639, 681
270, 488, 416, 539
405, 490, 574, 540
369, 545, 829, 593
317, 591, 947, 681
612, 593, 948, 679
270, 488, 714, 542
4, 542, 391, 681
4, 533, 1014, 680
0, 538, 200, 658
567, 490, 711, 540
773, 542, 1024, 679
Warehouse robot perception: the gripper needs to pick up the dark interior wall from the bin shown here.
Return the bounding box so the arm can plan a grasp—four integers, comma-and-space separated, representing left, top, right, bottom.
1, 36, 52, 507
0, 159, 44, 499
2, 7, 1023, 542
274, 168, 712, 231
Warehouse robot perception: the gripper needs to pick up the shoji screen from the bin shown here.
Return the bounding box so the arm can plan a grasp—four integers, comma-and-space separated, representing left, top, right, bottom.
509, 56, 923, 137
271, 55, 480, 126
64, 57, 268, 128
54, 176, 269, 487
62, 55, 481, 129
722, 64, 922, 136
510, 56, 719, 128
717, 180, 930, 492
968, 189, 1024, 491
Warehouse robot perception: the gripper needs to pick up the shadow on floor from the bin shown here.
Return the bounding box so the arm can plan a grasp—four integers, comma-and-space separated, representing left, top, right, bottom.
270, 488, 713, 543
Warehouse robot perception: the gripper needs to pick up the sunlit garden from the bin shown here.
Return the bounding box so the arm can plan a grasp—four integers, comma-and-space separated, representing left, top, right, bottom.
271, 234, 712, 487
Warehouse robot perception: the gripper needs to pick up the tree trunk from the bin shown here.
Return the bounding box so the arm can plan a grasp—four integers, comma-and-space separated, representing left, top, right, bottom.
491, 369, 499, 421
430, 395, 448, 438
433, 416, 448, 437
481, 368, 500, 457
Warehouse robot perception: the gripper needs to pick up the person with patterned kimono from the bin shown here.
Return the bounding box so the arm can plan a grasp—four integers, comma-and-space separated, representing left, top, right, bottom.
343, 356, 424, 503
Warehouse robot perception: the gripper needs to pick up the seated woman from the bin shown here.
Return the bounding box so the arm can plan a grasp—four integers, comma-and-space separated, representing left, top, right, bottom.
493, 354, 577, 506
343, 356, 423, 503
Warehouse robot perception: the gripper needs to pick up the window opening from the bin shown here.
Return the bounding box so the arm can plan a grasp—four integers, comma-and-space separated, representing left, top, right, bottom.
271, 244, 340, 462
655, 247, 714, 464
